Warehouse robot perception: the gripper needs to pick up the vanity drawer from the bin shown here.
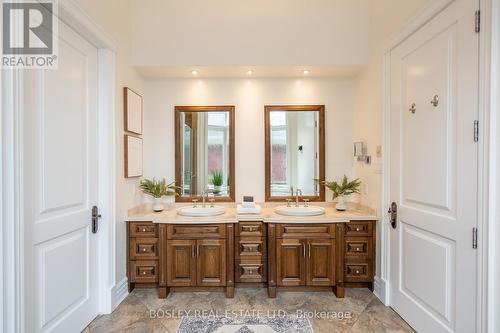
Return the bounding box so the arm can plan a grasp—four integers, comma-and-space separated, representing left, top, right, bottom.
235, 260, 267, 283
235, 237, 267, 260
167, 224, 226, 239
344, 237, 373, 259
130, 238, 159, 260
277, 224, 335, 239
344, 260, 373, 282
236, 222, 266, 237
345, 221, 373, 237
130, 222, 158, 237
130, 260, 159, 283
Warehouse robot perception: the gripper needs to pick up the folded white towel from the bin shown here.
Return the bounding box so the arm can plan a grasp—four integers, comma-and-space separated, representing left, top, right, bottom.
241, 201, 256, 208
237, 204, 261, 214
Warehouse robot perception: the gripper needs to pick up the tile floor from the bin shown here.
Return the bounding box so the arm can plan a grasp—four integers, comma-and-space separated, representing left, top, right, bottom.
84, 288, 414, 333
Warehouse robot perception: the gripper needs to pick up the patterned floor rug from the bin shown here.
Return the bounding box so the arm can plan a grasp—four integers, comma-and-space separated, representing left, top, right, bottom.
176, 316, 314, 333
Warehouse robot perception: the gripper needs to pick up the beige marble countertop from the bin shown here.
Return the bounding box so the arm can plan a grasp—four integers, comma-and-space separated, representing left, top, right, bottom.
126, 202, 378, 224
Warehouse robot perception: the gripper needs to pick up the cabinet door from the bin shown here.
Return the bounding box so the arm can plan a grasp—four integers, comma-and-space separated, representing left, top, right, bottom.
306, 239, 335, 286
197, 239, 226, 286
167, 239, 196, 286
276, 239, 306, 286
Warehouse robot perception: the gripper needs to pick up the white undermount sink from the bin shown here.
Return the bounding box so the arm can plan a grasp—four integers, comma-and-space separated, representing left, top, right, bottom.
177, 205, 226, 217
274, 205, 325, 216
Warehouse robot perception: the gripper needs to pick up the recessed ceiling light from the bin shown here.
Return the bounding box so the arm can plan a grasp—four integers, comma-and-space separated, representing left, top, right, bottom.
302, 70, 310, 75
191, 70, 199, 75
247, 70, 254, 75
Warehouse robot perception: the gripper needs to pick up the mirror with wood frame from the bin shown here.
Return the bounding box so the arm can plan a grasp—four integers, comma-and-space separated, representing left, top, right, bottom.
264, 105, 325, 202
175, 106, 235, 202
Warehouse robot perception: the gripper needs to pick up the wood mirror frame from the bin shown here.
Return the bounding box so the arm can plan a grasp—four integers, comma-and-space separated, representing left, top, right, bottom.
264, 105, 325, 202
175, 105, 235, 202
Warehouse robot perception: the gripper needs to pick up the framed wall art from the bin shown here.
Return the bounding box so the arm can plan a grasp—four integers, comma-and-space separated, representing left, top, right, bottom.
124, 87, 143, 135
124, 134, 143, 178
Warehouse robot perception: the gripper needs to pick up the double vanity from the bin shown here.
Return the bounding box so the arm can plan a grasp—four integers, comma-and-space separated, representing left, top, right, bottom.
127, 104, 376, 299
126, 203, 377, 299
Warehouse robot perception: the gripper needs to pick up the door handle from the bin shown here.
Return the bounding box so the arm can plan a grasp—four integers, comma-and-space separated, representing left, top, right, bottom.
303, 243, 306, 258
197, 244, 200, 258
388, 202, 397, 229
308, 243, 311, 258
192, 245, 196, 258
91, 206, 101, 234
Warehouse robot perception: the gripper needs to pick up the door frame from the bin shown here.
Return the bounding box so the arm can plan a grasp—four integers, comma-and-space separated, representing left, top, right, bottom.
380, 0, 499, 332
1, 1, 117, 332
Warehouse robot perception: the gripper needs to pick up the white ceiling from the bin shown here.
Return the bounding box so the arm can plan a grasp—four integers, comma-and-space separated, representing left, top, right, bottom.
131, 0, 370, 75
135, 65, 365, 79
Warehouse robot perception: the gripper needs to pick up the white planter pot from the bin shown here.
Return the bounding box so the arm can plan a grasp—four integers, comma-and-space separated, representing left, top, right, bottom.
335, 195, 347, 211
153, 197, 164, 212
213, 185, 222, 194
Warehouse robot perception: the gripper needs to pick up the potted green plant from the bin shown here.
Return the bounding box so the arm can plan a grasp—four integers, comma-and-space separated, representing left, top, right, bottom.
315, 175, 361, 211
139, 178, 179, 212
210, 169, 223, 194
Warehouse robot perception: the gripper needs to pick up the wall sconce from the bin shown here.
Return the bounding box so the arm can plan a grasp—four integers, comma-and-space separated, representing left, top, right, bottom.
353, 142, 371, 164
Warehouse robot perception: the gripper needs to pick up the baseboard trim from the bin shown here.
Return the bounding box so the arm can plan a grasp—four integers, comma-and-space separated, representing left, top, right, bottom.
373, 275, 388, 305
111, 277, 129, 310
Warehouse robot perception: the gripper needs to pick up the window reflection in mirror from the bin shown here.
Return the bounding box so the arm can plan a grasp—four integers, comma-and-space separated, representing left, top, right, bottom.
265, 105, 325, 201
175, 106, 235, 202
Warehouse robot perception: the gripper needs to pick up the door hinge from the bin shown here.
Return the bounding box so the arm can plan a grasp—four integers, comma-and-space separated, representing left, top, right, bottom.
472, 227, 478, 249
314, 120, 318, 128
474, 120, 479, 142
475, 10, 480, 33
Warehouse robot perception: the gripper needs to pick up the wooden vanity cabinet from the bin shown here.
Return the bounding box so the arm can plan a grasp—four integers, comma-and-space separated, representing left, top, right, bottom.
167, 238, 227, 287
276, 237, 336, 287
235, 221, 267, 284
269, 223, 341, 297
166, 223, 234, 298
127, 222, 234, 298
127, 219, 375, 299
268, 221, 376, 298
343, 221, 376, 290
127, 222, 167, 297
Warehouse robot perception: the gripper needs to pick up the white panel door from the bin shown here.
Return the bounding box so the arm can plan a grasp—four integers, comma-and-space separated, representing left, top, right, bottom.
389, 0, 479, 332
22, 18, 99, 333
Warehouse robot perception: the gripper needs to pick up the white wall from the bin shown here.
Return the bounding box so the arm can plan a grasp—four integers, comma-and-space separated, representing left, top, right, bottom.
77, 0, 145, 286
130, 0, 369, 67
352, 0, 430, 283
143, 78, 355, 202
352, 0, 429, 209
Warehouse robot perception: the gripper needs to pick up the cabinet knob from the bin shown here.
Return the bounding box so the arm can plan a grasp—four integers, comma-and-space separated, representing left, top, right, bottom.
356, 270, 360, 274
142, 228, 146, 232
356, 227, 360, 231
142, 271, 147, 275
142, 248, 147, 252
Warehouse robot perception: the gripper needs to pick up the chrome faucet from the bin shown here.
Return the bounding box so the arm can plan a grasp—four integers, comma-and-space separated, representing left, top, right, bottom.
295, 188, 302, 207
202, 189, 209, 207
